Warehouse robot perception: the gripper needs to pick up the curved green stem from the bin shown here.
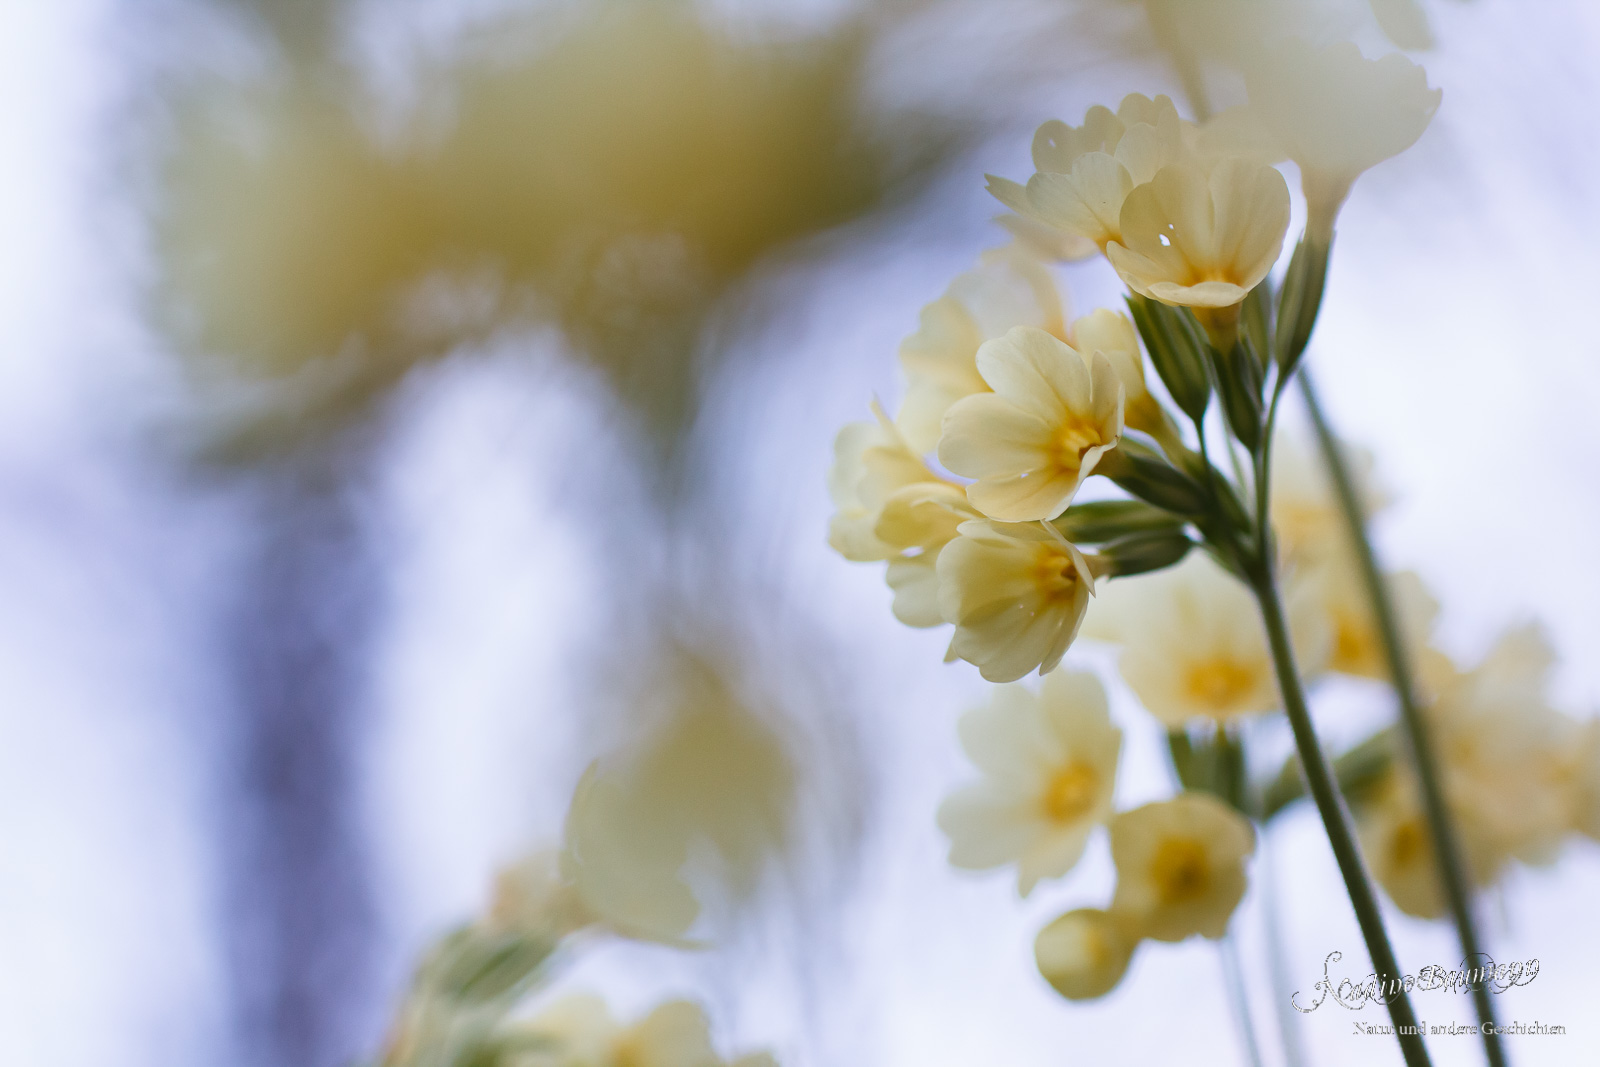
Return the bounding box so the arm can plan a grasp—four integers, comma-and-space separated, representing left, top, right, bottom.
1246, 553, 1431, 1067
1299, 370, 1507, 1067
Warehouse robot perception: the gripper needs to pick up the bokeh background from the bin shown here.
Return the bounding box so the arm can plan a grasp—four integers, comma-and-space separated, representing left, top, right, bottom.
2, 1, 1599, 1065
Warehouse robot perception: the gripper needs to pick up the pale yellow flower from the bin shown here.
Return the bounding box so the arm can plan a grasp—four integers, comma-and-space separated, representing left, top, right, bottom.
1245, 40, 1440, 235
1268, 430, 1384, 572
939, 326, 1124, 522
561, 764, 702, 943
897, 247, 1070, 453
1360, 627, 1585, 918
1573, 720, 1600, 843
1137, 0, 1435, 81
505, 995, 771, 1067
487, 849, 592, 942
1067, 308, 1166, 437
1105, 158, 1290, 313
1034, 908, 1139, 1001
828, 406, 964, 562
988, 94, 1188, 255
1109, 792, 1255, 942
1357, 773, 1489, 921
1296, 560, 1437, 681
995, 215, 1095, 263
937, 672, 1122, 895
1086, 552, 1329, 727
1268, 431, 1436, 680
827, 405, 974, 626
1428, 628, 1582, 869
937, 519, 1108, 683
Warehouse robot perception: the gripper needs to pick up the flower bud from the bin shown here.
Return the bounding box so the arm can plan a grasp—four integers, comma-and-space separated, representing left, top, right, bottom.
1125, 294, 1210, 424
1100, 529, 1195, 578
1166, 726, 1248, 811
1274, 234, 1332, 374
1207, 335, 1264, 453
1052, 499, 1186, 543
1097, 441, 1210, 518
1035, 908, 1138, 1001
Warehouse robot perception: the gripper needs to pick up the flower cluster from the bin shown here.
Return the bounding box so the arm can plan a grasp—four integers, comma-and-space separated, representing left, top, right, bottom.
831, 41, 1442, 688
820, 38, 1572, 1021
937, 673, 1255, 999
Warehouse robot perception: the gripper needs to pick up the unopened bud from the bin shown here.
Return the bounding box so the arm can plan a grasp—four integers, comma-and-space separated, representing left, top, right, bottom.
1100, 529, 1194, 578
1053, 499, 1185, 544
1035, 908, 1139, 1001
1275, 233, 1333, 375
1126, 294, 1210, 424
1097, 441, 1210, 518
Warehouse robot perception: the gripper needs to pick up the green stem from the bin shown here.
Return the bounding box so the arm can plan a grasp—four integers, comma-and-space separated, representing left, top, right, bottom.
1246, 554, 1432, 1067
1299, 370, 1507, 1067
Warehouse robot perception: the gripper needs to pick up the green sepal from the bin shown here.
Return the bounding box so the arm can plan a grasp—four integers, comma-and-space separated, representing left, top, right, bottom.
1098, 440, 1210, 517
1168, 725, 1249, 814
1274, 233, 1333, 374
1052, 499, 1186, 543
1126, 294, 1210, 423
1242, 280, 1273, 364
1207, 336, 1264, 453
1099, 528, 1194, 577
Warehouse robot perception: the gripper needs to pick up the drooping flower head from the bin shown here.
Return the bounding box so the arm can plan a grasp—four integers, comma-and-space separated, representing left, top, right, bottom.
938, 519, 1108, 683
938, 671, 1123, 895
987, 94, 1188, 256
938, 326, 1125, 523
1109, 792, 1255, 942
1105, 158, 1290, 332
1245, 39, 1441, 237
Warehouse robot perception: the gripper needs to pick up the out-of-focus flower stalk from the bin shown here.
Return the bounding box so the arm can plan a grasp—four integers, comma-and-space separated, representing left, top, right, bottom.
1142, 27, 1471, 1061
1219, 933, 1264, 1067
1298, 368, 1507, 1067
1241, 516, 1431, 1067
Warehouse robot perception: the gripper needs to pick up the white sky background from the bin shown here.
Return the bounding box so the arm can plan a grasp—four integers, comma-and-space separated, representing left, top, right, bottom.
2, 1, 1600, 1066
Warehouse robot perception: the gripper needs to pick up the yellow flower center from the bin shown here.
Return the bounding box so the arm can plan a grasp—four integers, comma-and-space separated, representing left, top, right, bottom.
1052, 415, 1105, 472
1183, 657, 1259, 714
1150, 837, 1210, 906
1031, 544, 1081, 598
1332, 608, 1371, 673
1389, 818, 1427, 870
1042, 761, 1100, 823
615, 1037, 644, 1067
